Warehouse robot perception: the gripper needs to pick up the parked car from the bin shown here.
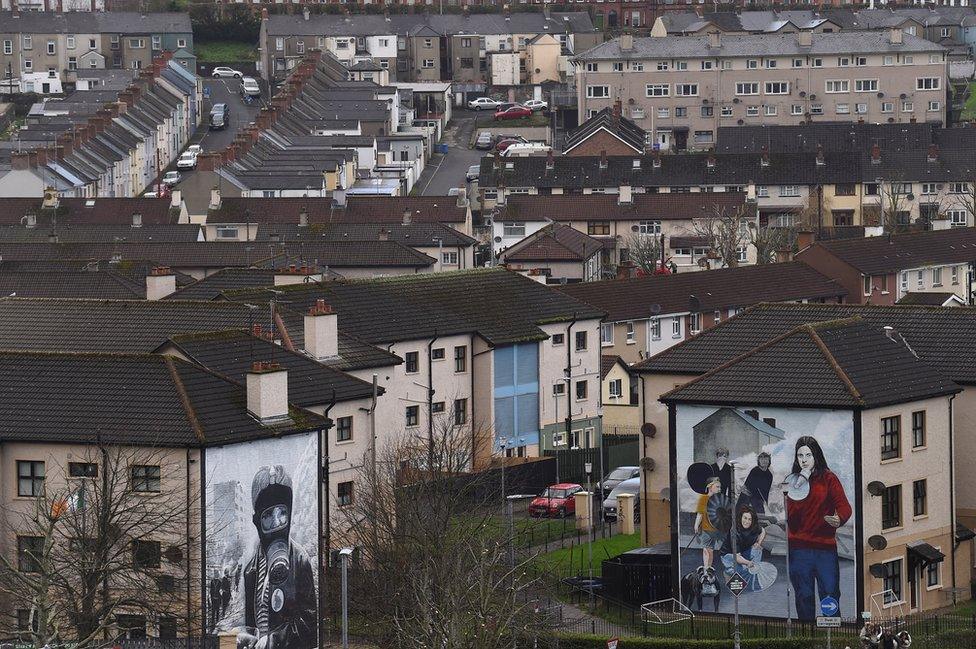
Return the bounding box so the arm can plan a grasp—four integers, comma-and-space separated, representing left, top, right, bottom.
494, 105, 533, 121
523, 99, 548, 112
466, 164, 481, 182
501, 143, 551, 157
598, 465, 640, 497
602, 477, 641, 522
161, 171, 181, 187
211, 66, 243, 79
186, 144, 203, 156
494, 138, 525, 153
495, 134, 528, 145
475, 132, 494, 150
468, 97, 502, 110
240, 77, 261, 98
176, 152, 197, 170
528, 483, 583, 518
210, 103, 229, 130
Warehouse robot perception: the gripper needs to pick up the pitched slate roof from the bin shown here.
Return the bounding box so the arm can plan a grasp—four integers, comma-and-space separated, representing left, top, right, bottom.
167, 330, 377, 406
0, 352, 323, 447
265, 12, 597, 37
558, 262, 846, 322
0, 198, 180, 226
209, 197, 468, 225
495, 193, 746, 223
254, 222, 476, 247
797, 227, 976, 275
601, 354, 628, 380
662, 318, 959, 409
327, 332, 402, 372
0, 224, 201, 243
896, 291, 963, 306
503, 224, 603, 262
576, 30, 942, 61
636, 302, 976, 385
0, 11, 192, 34
0, 271, 145, 299
715, 123, 937, 154
564, 107, 647, 155
224, 267, 604, 346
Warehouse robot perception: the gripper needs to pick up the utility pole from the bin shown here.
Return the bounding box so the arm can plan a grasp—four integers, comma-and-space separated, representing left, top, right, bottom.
730, 463, 740, 649
585, 461, 594, 612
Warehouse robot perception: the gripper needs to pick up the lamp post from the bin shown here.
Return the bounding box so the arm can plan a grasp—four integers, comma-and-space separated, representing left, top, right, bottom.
432, 235, 443, 270
338, 547, 355, 649
584, 460, 594, 612
730, 463, 740, 649
782, 481, 794, 636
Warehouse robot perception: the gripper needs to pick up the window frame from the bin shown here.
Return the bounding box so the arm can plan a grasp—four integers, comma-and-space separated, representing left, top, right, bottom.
336, 416, 353, 443
912, 478, 927, 518
17, 460, 45, 497
131, 464, 161, 493
881, 483, 902, 530
881, 415, 901, 461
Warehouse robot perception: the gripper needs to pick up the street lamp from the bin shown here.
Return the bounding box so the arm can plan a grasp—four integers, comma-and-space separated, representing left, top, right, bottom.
338, 547, 355, 649
584, 461, 594, 612
432, 235, 443, 270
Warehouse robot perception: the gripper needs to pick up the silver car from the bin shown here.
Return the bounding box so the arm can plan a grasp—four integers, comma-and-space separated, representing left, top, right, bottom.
475, 132, 493, 150
466, 164, 481, 182
602, 477, 641, 522
599, 465, 640, 496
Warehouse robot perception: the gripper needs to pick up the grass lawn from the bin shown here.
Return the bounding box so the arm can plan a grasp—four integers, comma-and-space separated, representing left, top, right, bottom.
476, 113, 550, 129
534, 532, 641, 577
962, 82, 976, 121
195, 40, 257, 63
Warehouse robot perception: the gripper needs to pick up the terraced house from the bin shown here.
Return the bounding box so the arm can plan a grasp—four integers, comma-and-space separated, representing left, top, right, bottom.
574, 30, 947, 151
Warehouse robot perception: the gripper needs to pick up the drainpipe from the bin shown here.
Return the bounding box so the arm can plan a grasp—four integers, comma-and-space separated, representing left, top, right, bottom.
950, 392, 958, 602
185, 448, 192, 637
564, 313, 578, 466
638, 373, 649, 544
427, 330, 439, 468
319, 389, 336, 649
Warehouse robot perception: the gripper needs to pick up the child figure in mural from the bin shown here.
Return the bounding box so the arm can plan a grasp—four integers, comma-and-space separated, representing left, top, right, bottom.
739, 452, 773, 515
786, 436, 852, 621
694, 477, 724, 578
709, 448, 733, 499
720, 505, 767, 589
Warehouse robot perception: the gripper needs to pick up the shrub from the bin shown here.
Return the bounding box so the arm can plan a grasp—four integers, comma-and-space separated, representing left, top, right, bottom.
548, 634, 823, 649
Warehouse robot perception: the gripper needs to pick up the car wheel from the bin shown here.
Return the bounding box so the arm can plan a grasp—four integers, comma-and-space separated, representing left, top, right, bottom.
212, 73, 220, 78
234, 73, 242, 79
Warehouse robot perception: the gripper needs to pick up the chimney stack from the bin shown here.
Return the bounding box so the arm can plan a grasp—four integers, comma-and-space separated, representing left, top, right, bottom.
546, 150, 555, 170
796, 230, 816, 251
797, 30, 812, 47
815, 144, 825, 166
402, 209, 412, 225
927, 144, 939, 163
871, 143, 881, 164
619, 33, 634, 51
146, 266, 176, 300
889, 27, 903, 44
708, 31, 721, 49
170, 189, 182, 210
760, 145, 770, 167
209, 186, 222, 210
304, 299, 339, 361
246, 361, 290, 422
612, 99, 622, 123
299, 206, 308, 227
378, 228, 390, 241
618, 184, 632, 204
599, 150, 608, 170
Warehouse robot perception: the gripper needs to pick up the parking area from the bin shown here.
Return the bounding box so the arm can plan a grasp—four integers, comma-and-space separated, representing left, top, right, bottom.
417, 108, 485, 196
193, 76, 267, 153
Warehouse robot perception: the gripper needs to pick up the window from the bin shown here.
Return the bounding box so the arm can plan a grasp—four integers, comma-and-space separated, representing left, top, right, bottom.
913, 479, 927, 517
128, 38, 145, 49
675, 61, 688, 71
423, 38, 433, 48
553, 382, 566, 396
674, 107, 688, 118
503, 222, 525, 237
657, 107, 670, 119
792, 58, 803, 68
18, 536, 43, 573
422, 59, 434, 69
855, 79, 878, 92
700, 60, 713, 71
656, 61, 668, 71
441, 251, 458, 266
453, 398, 467, 425
883, 559, 903, 604
406, 405, 419, 427
601, 323, 613, 346
902, 101, 914, 112
131, 465, 160, 493
694, 130, 714, 144
950, 182, 968, 194
132, 540, 161, 569
337, 481, 353, 507
633, 62, 644, 71
779, 185, 799, 197
552, 333, 564, 346
881, 102, 894, 113
68, 462, 97, 478
404, 351, 419, 374
764, 105, 777, 117
586, 85, 610, 98
933, 267, 943, 286
587, 221, 610, 236
765, 81, 789, 94
151, 35, 161, 50
722, 105, 734, 118
575, 380, 588, 400
926, 555, 941, 588
625, 322, 636, 343
916, 77, 941, 91
675, 84, 698, 97
637, 220, 661, 235
610, 61, 624, 72
296, 41, 305, 55
812, 58, 823, 68
672, 318, 681, 338
215, 226, 240, 240
585, 62, 598, 72
953, 266, 961, 283
575, 331, 587, 351
23, 35, 32, 49
454, 345, 467, 373
432, 401, 445, 414
881, 415, 900, 460
336, 416, 353, 443
17, 461, 45, 497
689, 312, 702, 335
757, 185, 769, 197
825, 80, 849, 93
177, 38, 186, 49
700, 106, 713, 118
836, 104, 850, 115
838, 56, 850, 67
68, 57, 77, 71
2, 40, 10, 55
431, 347, 445, 361
746, 106, 760, 117
864, 275, 873, 296
928, 101, 941, 112
917, 270, 924, 288
23, 59, 32, 72
765, 59, 777, 69
746, 59, 758, 69
631, 107, 645, 119
735, 82, 759, 95
854, 56, 867, 66
882, 484, 902, 529
810, 104, 824, 115
609, 378, 623, 399
650, 318, 661, 341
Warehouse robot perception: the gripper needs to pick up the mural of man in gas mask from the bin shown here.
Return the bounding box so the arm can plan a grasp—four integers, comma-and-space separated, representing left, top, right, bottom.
237, 465, 317, 649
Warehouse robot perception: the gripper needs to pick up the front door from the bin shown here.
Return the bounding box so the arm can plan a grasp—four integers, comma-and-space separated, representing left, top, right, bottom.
656, 130, 671, 152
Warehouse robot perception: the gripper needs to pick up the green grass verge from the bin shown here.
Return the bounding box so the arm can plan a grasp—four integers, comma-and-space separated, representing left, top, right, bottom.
195, 40, 257, 63
963, 82, 976, 121
534, 532, 641, 577
476, 113, 550, 129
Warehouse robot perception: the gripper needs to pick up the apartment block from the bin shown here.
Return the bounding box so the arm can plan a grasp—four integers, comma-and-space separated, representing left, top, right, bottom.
574, 30, 947, 151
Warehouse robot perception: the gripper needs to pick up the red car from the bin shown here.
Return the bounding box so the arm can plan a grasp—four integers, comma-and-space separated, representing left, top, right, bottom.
494, 138, 525, 153
494, 105, 532, 120
528, 483, 583, 518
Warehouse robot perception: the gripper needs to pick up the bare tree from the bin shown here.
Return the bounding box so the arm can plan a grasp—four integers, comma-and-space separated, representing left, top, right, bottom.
690, 205, 755, 268
336, 413, 552, 649
875, 178, 915, 232
625, 232, 662, 275
0, 446, 194, 648
949, 180, 976, 227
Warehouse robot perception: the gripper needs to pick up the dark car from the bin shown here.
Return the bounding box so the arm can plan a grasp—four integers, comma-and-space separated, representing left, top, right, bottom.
494, 105, 532, 121
527, 483, 583, 518
209, 103, 230, 130
598, 465, 640, 497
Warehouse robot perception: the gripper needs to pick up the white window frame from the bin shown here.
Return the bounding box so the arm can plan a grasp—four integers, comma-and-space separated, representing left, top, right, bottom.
916, 77, 941, 91
764, 81, 789, 94
825, 79, 849, 93
735, 82, 759, 96
600, 323, 613, 346
586, 85, 610, 98
646, 84, 670, 97
675, 83, 699, 97
855, 79, 878, 92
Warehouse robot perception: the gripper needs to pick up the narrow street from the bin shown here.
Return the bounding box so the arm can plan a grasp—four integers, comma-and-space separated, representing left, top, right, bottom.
417, 108, 484, 196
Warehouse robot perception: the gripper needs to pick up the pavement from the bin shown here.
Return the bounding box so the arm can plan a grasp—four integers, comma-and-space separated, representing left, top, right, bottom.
417, 107, 486, 197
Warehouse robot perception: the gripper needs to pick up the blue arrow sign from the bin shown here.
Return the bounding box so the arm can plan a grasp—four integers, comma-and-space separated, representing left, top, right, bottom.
820, 596, 839, 617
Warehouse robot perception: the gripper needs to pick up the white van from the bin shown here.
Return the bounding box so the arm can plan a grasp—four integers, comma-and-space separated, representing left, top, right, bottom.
501, 143, 551, 157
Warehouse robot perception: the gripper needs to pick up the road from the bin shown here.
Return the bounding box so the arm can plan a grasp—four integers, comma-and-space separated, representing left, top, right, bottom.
417, 107, 486, 196
191, 76, 267, 153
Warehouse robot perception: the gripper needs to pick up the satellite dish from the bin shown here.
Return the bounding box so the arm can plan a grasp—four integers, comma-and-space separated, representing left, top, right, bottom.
784, 473, 810, 501
706, 493, 733, 533
640, 422, 656, 438
640, 457, 656, 472
659, 487, 670, 502
631, 224, 640, 232
869, 563, 888, 579
650, 304, 662, 315
868, 535, 888, 551
493, 236, 502, 243
867, 481, 886, 497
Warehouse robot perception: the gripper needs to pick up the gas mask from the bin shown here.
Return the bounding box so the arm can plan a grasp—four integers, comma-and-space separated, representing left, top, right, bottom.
259, 503, 291, 585
251, 465, 294, 614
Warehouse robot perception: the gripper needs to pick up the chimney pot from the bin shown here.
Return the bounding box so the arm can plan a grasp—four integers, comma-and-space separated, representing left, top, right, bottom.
246, 362, 289, 422
146, 266, 176, 300
304, 300, 339, 360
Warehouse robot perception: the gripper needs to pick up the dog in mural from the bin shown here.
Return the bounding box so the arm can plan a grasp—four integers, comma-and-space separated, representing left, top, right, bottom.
680, 566, 721, 612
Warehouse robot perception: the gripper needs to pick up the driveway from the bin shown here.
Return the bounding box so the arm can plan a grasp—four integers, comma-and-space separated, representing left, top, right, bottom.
417, 108, 486, 196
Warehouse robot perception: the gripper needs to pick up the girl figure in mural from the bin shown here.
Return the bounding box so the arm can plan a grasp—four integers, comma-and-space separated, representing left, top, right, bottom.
739, 452, 773, 515
720, 505, 766, 585
786, 436, 852, 621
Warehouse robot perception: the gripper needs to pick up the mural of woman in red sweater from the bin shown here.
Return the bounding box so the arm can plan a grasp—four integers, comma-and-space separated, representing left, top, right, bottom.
786, 435, 852, 621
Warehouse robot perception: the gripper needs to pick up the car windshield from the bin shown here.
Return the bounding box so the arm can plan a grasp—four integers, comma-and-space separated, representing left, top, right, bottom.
607, 467, 635, 480
608, 479, 640, 498
540, 487, 571, 499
